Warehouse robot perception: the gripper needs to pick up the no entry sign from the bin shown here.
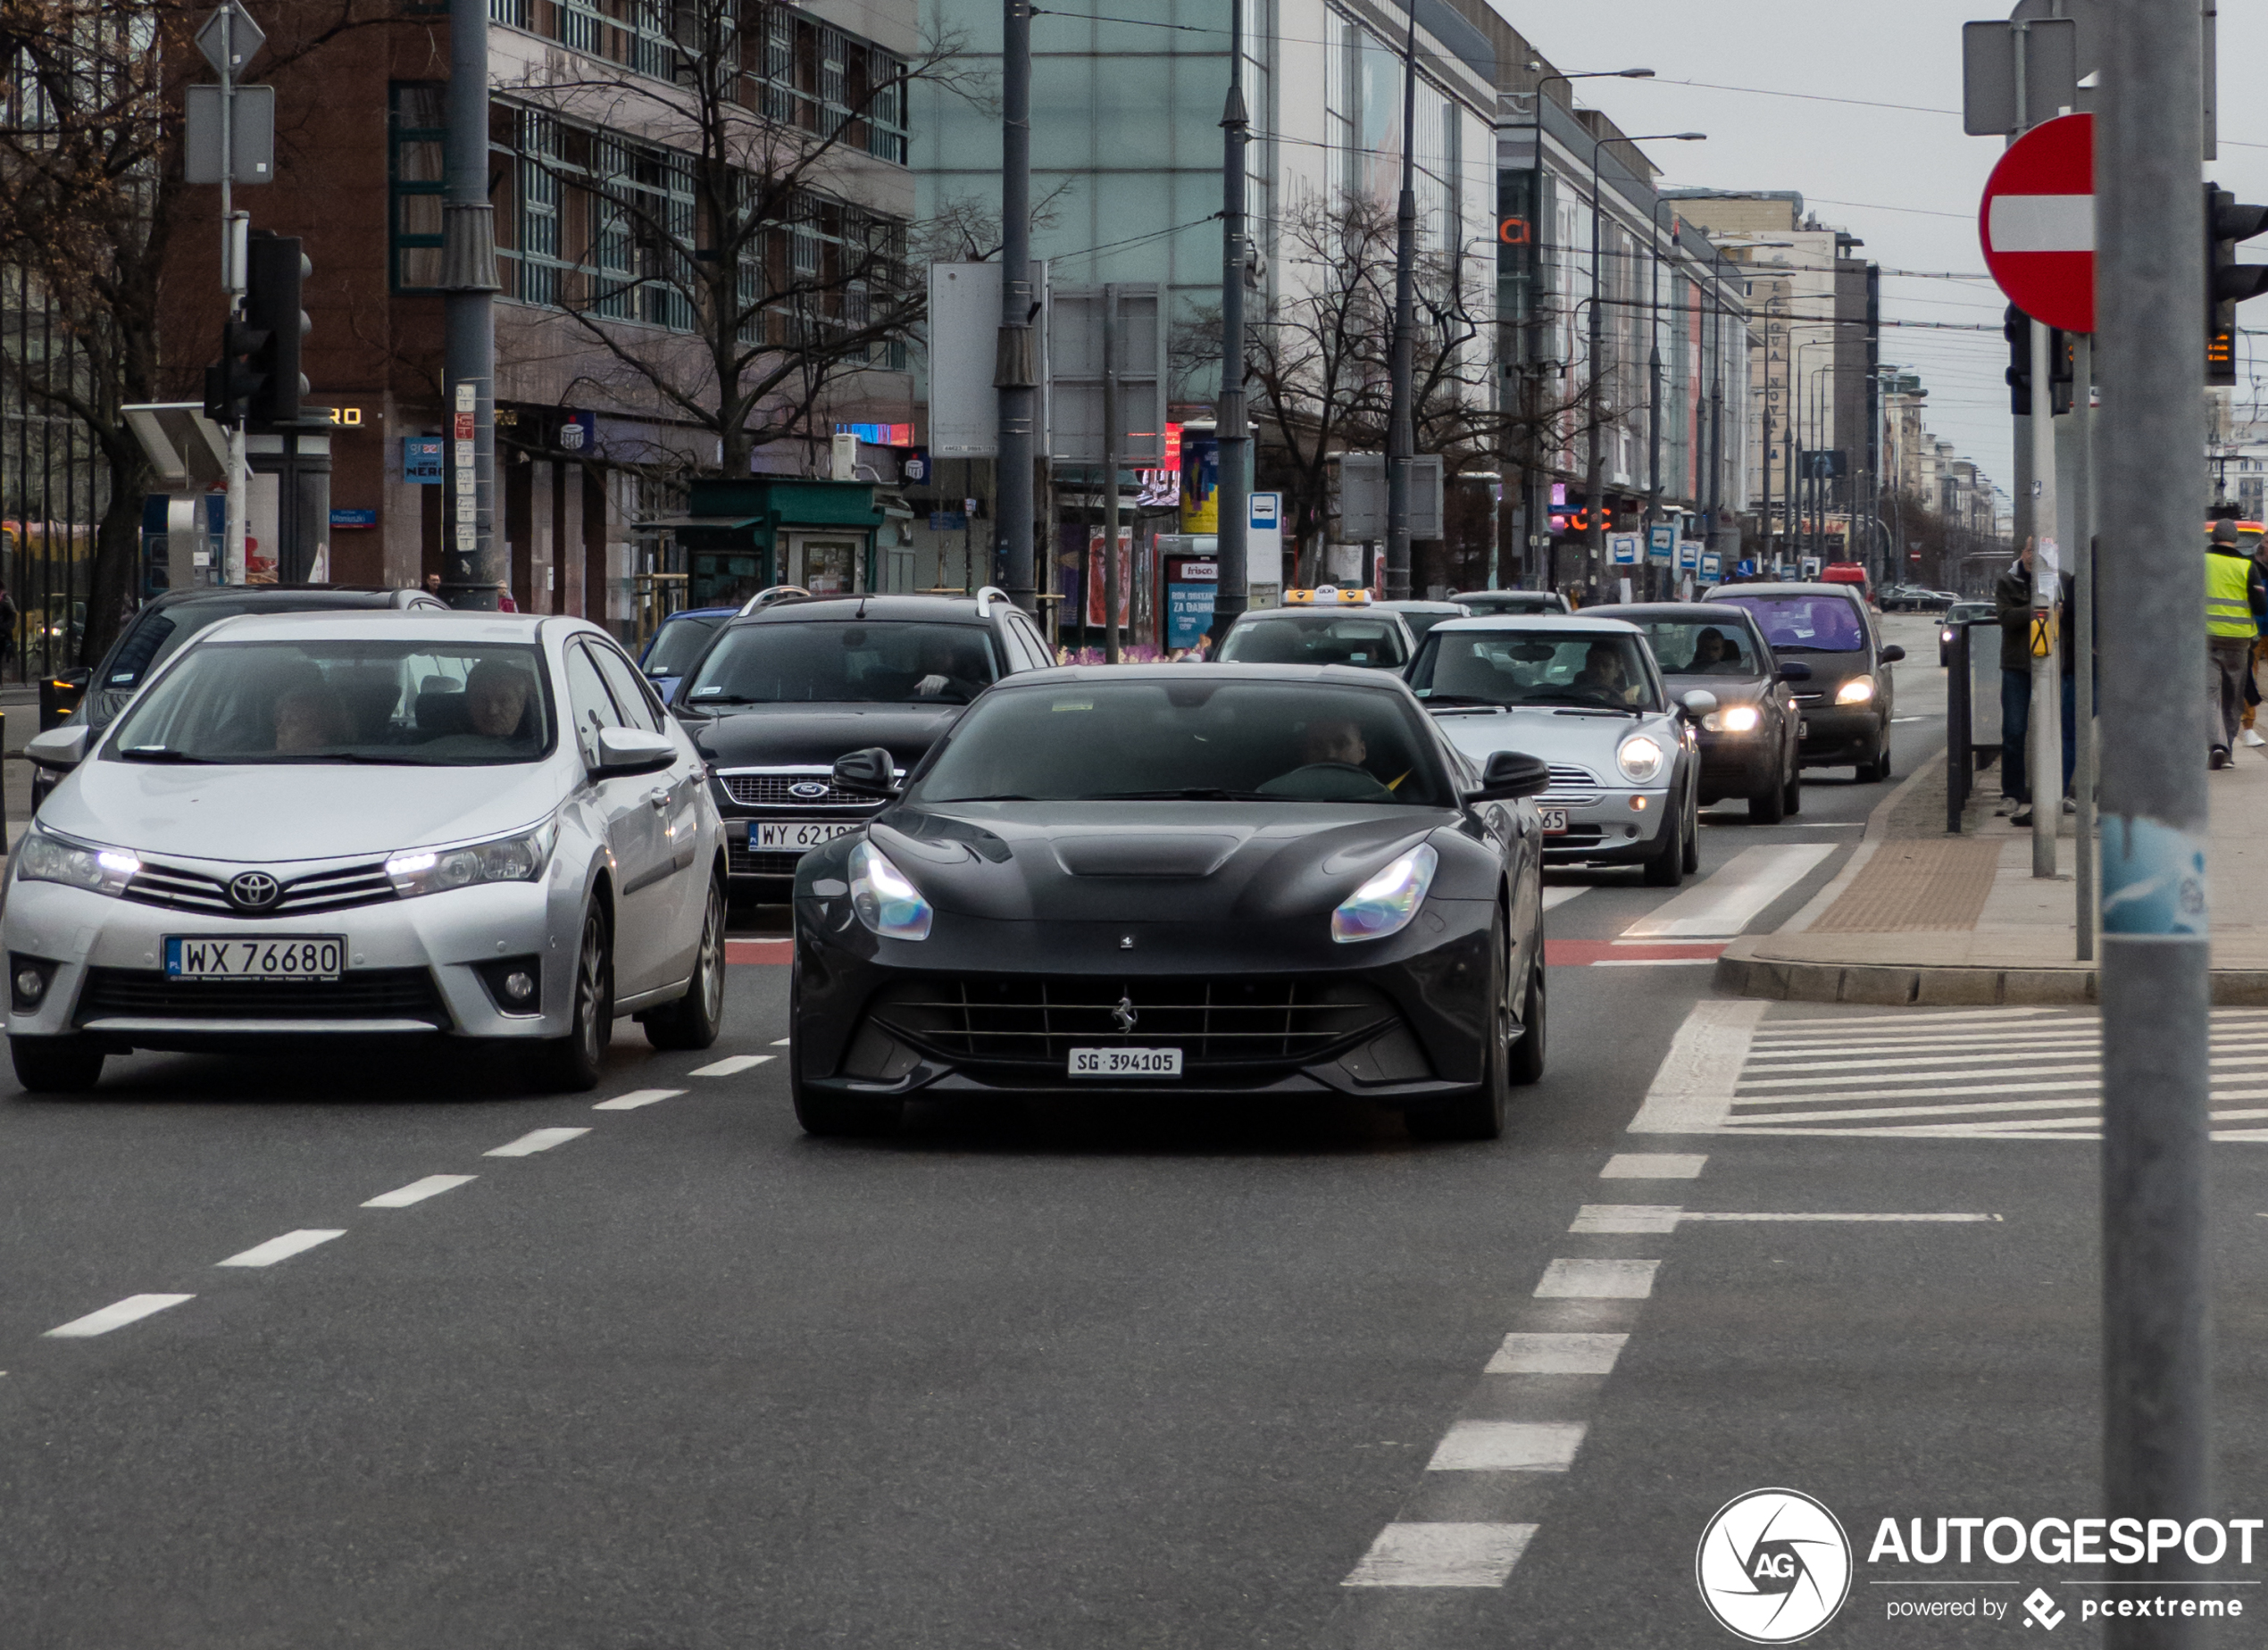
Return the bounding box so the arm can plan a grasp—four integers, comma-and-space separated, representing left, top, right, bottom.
1979, 112, 2094, 332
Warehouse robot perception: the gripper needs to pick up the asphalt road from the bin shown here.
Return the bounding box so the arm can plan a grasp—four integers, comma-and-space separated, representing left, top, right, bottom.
12, 615, 2242, 1648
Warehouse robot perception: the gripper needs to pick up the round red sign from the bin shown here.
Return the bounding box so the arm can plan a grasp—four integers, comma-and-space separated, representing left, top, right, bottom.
1979, 112, 2095, 333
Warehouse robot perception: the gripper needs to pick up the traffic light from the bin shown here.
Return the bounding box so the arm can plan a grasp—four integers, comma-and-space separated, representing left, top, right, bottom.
2003, 304, 2072, 417
244, 230, 310, 424
202, 315, 269, 425
2206, 182, 2268, 388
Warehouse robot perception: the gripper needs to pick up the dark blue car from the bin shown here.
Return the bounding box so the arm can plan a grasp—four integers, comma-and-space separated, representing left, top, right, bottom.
638, 605, 738, 703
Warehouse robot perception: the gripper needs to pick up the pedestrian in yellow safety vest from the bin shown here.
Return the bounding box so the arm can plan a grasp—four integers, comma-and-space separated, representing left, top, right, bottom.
2205, 518, 2268, 767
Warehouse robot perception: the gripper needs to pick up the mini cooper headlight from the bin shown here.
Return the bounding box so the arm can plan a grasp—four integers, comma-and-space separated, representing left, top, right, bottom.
1703, 704, 1762, 734
17, 829, 138, 896
1617, 735, 1665, 784
1330, 843, 1438, 944
385, 822, 554, 897
850, 840, 933, 941
1836, 676, 1877, 705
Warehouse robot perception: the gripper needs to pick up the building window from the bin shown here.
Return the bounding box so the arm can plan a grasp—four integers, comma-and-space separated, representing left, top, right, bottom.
388, 83, 447, 292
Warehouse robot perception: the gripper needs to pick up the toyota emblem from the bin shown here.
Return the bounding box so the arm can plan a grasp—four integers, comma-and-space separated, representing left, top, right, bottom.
229, 871, 282, 912
789, 780, 831, 800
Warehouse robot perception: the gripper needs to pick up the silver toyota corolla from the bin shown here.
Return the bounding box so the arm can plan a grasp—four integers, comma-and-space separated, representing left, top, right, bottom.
4, 612, 726, 1092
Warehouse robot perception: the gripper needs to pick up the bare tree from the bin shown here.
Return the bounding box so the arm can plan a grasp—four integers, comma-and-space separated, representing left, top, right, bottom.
497, 0, 977, 479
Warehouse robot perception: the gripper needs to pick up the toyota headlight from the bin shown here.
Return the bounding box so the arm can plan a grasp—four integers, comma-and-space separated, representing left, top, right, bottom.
850, 840, 933, 940
1331, 843, 1438, 944
1703, 704, 1762, 734
1835, 676, 1876, 705
17, 828, 138, 896
385, 822, 554, 897
1617, 735, 1665, 784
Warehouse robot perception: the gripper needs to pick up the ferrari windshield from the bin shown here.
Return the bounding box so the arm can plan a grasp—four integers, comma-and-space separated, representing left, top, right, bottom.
104, 639, 553, 765
916, 679, 1448, 805
1410, 629, 1660, 710
684, 621, 1001, 705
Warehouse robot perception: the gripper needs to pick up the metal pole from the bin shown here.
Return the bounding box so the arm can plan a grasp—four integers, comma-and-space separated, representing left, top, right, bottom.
440, 0, 500, 610
1583, 138, 1609, 598
2029, 317, 2061, 875
218, 4, 247, 588
1383, 8, 1418, 603
2097, 0, 2214, 1637
2074, 331, 2097, 959
1646, 209, 1663, 600
995, 0, 1037, 612
1212, 0, 1250, 642
1102, 286, 1120, 663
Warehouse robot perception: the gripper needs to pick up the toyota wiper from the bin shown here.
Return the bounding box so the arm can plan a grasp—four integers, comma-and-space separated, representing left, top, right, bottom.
118, 746, 213, 763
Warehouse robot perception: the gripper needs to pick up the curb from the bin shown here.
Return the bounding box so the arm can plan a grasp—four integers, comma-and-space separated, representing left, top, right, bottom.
1714, 937, 2268, 1007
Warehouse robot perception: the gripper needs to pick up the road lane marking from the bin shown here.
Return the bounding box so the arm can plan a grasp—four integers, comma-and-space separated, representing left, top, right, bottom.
1572, 1204, 1681, 1233
1680, 1212, 2002, 1223
771, 1038, 791, 1046
485, 1127, 590, 1157
1486, 1332, 1629, 1375
1541, 886, 1588, 911
45, 1294, 195, 1338
1535, 1258, 1659, 1298
217, 1229, 346, 1268
363, 1175, 477, 1208
1619, 843, 1836, 938
1629, 999, 1764, 1133
691, 1054, 774, 1077
1426, 1421, 1587, 1472
592, 1088, 688, 1111
1593, 957, 1717, 967
1341, 1523, 1538, 1588
1747, 1007, 2065, 1033
1602, 1153, 1708, 1178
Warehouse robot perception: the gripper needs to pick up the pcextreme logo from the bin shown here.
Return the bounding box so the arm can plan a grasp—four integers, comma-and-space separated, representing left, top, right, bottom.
1697, 1488, 1855, 1643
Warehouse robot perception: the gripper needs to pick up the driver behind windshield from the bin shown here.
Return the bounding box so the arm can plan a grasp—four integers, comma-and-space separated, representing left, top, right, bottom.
465, 658, 536, 738
1257, 715, 1395, 801
272, 683, 353, 753
905, 632, 989, 702
1573, 641, 1639, 705
1686, 627, 1746, 674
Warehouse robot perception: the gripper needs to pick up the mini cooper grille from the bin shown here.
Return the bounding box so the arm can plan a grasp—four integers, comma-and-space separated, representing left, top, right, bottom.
1541, 762, 1603, 807
721, 772, 880, 808
122, 860, 397, 917
76, 967, 449, 1026
865, 975, 1401, 1067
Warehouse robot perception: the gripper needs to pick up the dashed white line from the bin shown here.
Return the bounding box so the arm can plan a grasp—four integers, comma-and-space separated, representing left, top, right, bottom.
1680, 1212, 2002, 1223
1619, 843, 1836, 938
1535, 1258, 1660, 1299
1341, 1523, 1538, 1588
217, 1229, 346, 1269
363, 1174, 477, 1208
484, 1127, 590, 1157
1602, 1153, 1708, 1179
45, 1294, 195, 1338
1572, 1204, 1682, 1234
691, 1054, 775, 1077
592, 1088, 688, 1112
770, 1038, 791, 1046
1426, 1420, 1587, 1472
1486, 1332, 1629, 1375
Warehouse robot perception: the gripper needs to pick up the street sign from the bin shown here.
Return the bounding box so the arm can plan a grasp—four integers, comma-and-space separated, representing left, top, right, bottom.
1980, 112, 2094, 333
1677, 538, 1702, 572
1736, 557, 1755, 579
182, 84, 273, 184
1338, 455, 1443, 540
1049, 283, 1166, 466
196, 4, 265, 75
1699, 552, 1722, 584
1647, 523, 1675, 566
1608, 533, 1641, 567
1960, 17, 2077, 137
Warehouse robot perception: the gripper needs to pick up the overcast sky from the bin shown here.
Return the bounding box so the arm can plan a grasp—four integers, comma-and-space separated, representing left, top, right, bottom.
1507, 0, 2268, 499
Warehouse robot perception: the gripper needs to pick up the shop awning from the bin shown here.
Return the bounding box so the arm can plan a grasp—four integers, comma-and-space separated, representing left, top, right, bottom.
633, 514, 765, 530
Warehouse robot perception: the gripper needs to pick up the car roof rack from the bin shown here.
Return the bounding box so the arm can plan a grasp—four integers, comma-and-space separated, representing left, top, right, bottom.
737, 584, 810, 615
973, 585, 1009, 617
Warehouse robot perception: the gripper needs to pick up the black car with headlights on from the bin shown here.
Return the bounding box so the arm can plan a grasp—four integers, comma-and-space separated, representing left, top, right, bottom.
1702, 581, 1905, 782
788, 664, 1552, 1142
671, 590, 1055, 894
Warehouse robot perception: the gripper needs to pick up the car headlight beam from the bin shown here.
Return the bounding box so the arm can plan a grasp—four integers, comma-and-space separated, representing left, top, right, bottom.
1331, 843, 1438, 944
1835, 676, 1877, 705
16, 828, 139, 897
850, 840, 934, 941
1616, 735, 1665, 784
385, 822, 554, 898
1703, 704, 1762, 734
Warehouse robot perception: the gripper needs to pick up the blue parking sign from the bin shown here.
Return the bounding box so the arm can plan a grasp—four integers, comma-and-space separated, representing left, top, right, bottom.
1735, 558, 1755, 579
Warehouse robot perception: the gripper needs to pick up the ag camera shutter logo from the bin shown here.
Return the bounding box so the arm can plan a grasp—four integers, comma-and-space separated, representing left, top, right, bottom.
1697, 1488, 1853, 1642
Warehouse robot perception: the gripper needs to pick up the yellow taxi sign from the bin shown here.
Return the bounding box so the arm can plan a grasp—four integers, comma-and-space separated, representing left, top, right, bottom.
1284, 585, 1372, 606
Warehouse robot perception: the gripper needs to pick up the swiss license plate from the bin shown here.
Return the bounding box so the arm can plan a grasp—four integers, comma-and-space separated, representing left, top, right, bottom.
165, 936, 345, 980
1538, 807, 1571, 835
1068, 1046, 1183, 1079
753, 821, 856, 852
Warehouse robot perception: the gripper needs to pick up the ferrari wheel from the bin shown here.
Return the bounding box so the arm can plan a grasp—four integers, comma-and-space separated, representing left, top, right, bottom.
1506, 960, 1546, 1087
1407, 920, 1510, 1141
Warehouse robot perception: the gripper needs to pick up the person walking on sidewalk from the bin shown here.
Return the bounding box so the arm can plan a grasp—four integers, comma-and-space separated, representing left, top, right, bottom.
2206, 518, 2268, 768
1995, 540, 2040, 813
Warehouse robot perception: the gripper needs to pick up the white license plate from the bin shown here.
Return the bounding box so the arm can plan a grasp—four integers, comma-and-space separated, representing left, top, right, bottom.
753, 821, 856, 852
1538, 808, 1570, 834
1068, 1047, 1183, 1078
164, 936, 345, 980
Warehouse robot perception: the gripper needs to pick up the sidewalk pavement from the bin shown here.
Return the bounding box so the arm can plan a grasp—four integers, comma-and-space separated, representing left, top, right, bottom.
1717, 741, 2268, 1005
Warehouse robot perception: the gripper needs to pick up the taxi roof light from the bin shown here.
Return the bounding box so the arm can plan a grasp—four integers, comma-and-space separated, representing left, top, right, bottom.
1285, 584, 1372, 606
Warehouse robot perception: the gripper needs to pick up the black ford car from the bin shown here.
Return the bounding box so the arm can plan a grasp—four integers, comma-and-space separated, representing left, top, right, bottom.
671, 590, 1055, 892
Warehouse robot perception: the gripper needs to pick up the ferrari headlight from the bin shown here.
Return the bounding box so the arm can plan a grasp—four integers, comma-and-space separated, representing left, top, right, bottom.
1617, 735, 1665, 784
1836, 676, 1877, 705
1703, 704, 1762, 734
1331, 843, 1438, 944
850, 840, 933, 941
385, 821, 554, 897
16, 828, 138, 896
